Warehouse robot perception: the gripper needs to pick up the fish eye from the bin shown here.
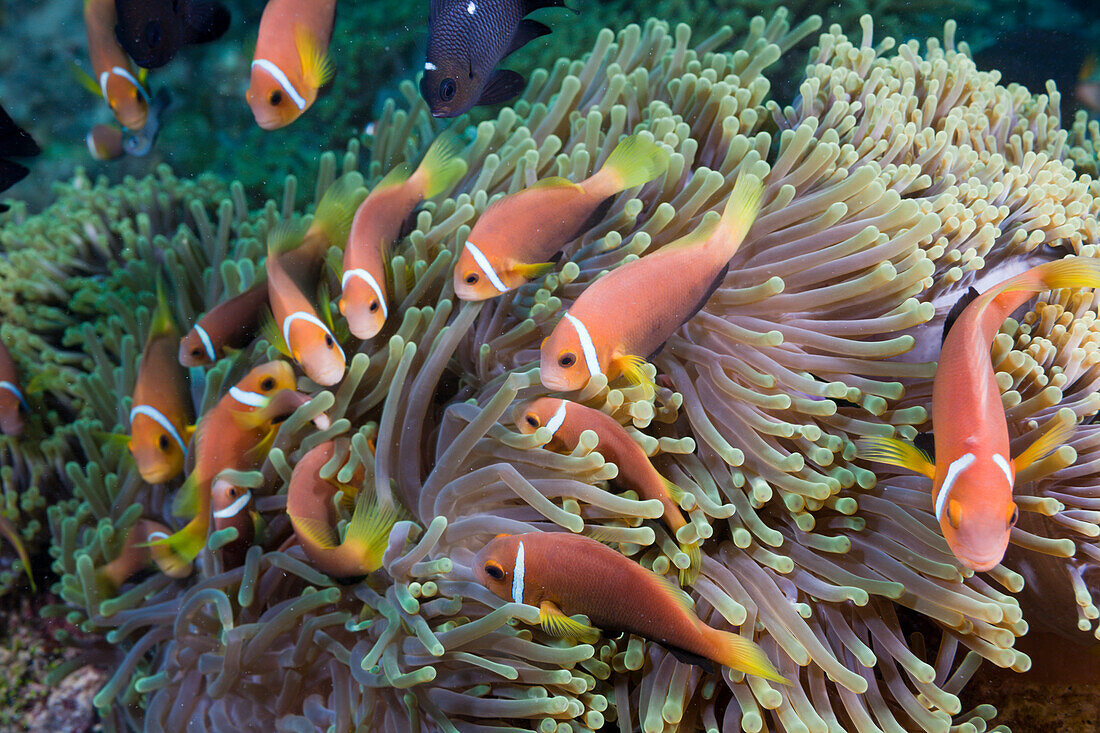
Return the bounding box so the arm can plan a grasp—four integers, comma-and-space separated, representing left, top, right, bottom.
484, 561, 504, 580
369, 300, 379, 312
158, 434, 171, 452
269, 90, 283, 106
191, 347, 202, 358
260, 377, 276, 391
465, 273, 479, 285
439, 78, 457, 102
227, 487, 238, 498
1009, 505, 1019, 527
525, 414, 540, 428
558, 352, 576, 368
325, 334, 335, 348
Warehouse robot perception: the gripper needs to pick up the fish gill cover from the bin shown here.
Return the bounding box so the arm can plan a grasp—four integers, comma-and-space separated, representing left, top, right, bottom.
2, 7, 1100, 733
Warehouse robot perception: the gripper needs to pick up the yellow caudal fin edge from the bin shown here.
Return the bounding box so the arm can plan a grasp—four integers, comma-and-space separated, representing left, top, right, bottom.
344, 491, 403, 573
994, 257, 1100, 300
0, 515, 35, 591
294, 24, 334, 90
855, 436, 936, 480
715, 173, 764, 259
148, 516, 207, 576
171, 473, 201, 519
416, 131, 468, 199
313, 174, 368, 250
712, 628, 789, 684
1013, 414, 1076, 472
539, 600, 601, 643
600, 133, 670, 192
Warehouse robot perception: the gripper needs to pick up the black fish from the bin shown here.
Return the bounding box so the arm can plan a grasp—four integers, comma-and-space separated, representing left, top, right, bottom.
420, 0, 572, 118
0, 104, 40, 213
114, 0, 230, 69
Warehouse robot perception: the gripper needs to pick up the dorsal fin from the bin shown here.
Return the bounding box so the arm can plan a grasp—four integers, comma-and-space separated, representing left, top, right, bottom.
942, 286, 979, 344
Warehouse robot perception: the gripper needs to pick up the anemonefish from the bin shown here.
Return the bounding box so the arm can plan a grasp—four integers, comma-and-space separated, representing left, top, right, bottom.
246, 0, 336, 130
857, 258, 1100, 571
0, 515, 34, 590
454, 134, 669, 301
129, 282, 194, 483
212, 480, 255, 568
420, 0, 573, 118
341, 132, 467, 339
517, 397, 699, 584
81, 0, 150, 130
540, 174, 764, 395
154, 361, 325, 573
285, 441, 402, 578
0, 340, 27, 436
265, 176, 364, 385
474, 532, 786, 682
179, 282, 268, 367
96, 519, 189, 596
86, 124, 125, 161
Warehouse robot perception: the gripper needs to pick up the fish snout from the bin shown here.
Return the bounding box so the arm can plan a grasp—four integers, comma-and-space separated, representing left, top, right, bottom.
308, 359, 345, 387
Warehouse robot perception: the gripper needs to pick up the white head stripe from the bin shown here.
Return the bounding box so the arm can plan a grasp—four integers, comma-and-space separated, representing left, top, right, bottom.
563, 312, 601, 379
129, 405, 188, 454
194, 325, 217, 363
146, 531, 169, 542
934, 452, 976, 523
229, 386, 269, 408
213, 490, 252, 519
511, 540, 526, 604
86, 130, 99, 158
424, 61, 437, 71
991, 454, 1014, 487
342, 269, 388, 320
544, 400, 568, 435
99, 71, 111, 100
251, 59, 307, 110
463, 240, 508, 293
111, 66, 151, 104
0, 381, 26, 409
283, 311, 346, 362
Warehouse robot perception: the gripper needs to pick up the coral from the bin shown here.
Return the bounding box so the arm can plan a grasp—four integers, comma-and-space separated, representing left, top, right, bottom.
28, 9, 1100, 733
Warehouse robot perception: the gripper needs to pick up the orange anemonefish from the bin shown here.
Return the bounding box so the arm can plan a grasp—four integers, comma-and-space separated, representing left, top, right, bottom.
340, 132, 467, 339
212, 479, 256, 568
153, 361, 327, 573
285, 441, 402, 578
517, 397, 699, 584
129, 281, 194, 483
81, 0, 151, 130
246, 0, 336, 130
179, 281, 269, 367
96, 519, 190, 596
264, 176, 364, 385
857, 258, 1100, 571
454, 134, 669, 301
474, 532, 786, 682
539, 173, 764, 395
0, 339, 27, 436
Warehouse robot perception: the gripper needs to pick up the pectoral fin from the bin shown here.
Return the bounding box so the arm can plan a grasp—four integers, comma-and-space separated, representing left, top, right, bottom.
614, 354, 655, 399
855, 436, 936, 480
539, 601, 600, 643
513, 261, 556, 279
1013, 416, 1075, 472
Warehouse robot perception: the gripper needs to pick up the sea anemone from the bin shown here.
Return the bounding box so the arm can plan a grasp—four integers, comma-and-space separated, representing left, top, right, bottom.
31, 10, 1100, 733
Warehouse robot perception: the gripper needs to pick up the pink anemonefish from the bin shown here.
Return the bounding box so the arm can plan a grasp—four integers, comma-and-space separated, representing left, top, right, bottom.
517, 397, 699, 584
539, 174, 764, 396
81, 0, 151, 130
246, 0, 336, 130
857, 258, 1100, 571
341, 132, 466, 339
453, 134, 669, 301
474, 531, 786, 682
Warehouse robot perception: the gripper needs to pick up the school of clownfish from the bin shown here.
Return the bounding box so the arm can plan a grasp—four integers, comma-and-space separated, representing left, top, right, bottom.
0, 0, 1097, 690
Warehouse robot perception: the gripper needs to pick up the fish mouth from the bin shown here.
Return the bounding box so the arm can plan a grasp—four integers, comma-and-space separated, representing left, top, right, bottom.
138, 461, 178, 485
308, 363, 346, 387
958, 551, 1004, 572
539, 371, 577, 393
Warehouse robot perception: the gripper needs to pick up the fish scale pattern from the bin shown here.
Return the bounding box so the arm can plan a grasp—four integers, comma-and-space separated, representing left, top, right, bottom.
11, 11, 1100, 733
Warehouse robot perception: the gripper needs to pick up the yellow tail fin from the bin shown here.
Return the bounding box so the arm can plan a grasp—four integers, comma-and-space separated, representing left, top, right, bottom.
711, 628, 789, 684
996, 257, 1100, 299
416, 131, 468, 199
715, 173, 764, 259
600, 133, 670, 192
344, 492, 403, 573
313, 173, 368, 250
150, 274, 177, 337
149, 515, 207, 576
